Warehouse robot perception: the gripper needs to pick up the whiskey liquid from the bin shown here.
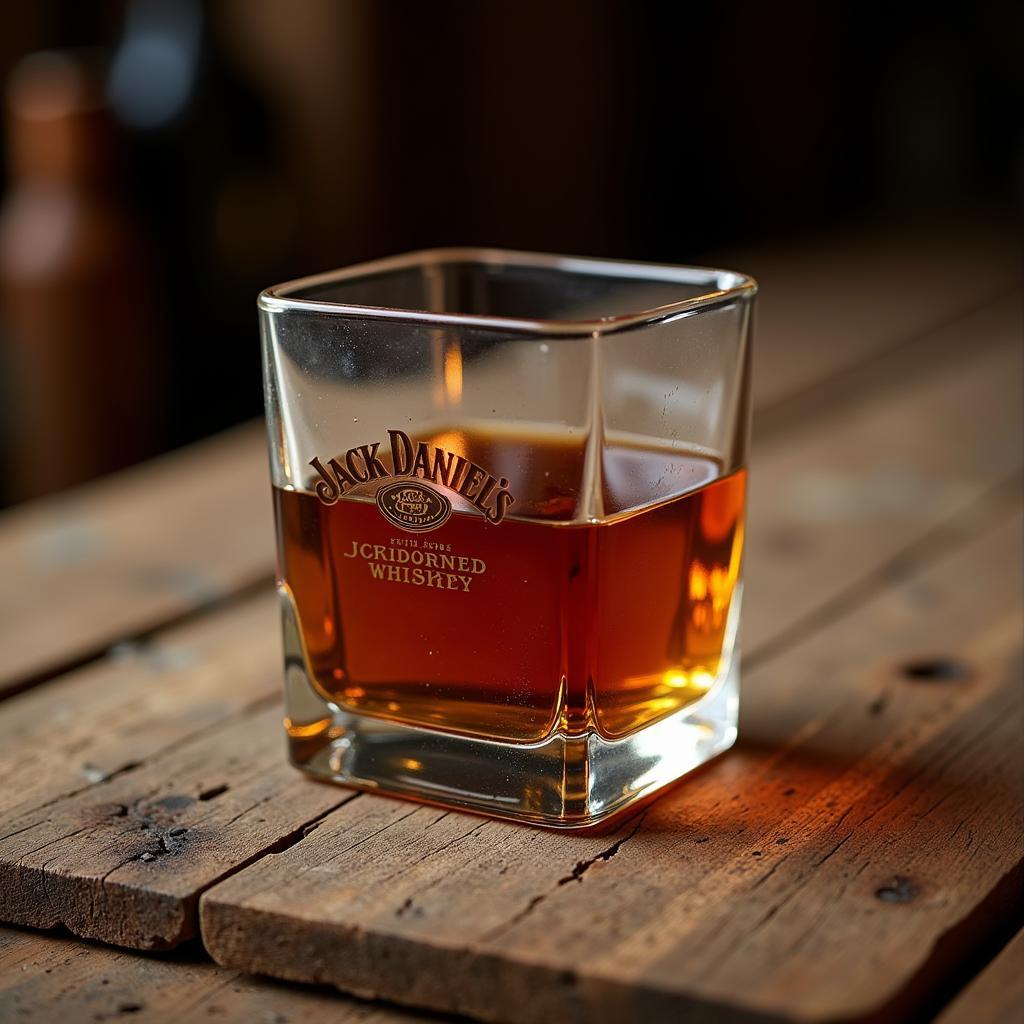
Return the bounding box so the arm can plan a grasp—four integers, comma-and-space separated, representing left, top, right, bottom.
274, 429, 745, 743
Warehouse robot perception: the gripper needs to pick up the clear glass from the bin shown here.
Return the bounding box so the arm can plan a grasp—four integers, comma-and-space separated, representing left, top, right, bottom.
260, 248, 756, 827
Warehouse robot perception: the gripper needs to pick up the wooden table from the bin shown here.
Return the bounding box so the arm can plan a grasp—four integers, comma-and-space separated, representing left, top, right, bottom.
1, 220, 1021, 1024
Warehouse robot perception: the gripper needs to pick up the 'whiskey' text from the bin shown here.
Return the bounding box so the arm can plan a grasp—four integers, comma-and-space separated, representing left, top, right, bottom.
343, 539, 487, 592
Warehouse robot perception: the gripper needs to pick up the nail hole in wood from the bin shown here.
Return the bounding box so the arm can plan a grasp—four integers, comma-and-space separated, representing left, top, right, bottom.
198, 784, 229, 801
875, 876, 919, 903
901, 658, 967, 682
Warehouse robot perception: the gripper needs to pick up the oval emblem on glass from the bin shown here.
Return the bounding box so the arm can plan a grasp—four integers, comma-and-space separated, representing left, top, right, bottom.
376, 480, 452, 532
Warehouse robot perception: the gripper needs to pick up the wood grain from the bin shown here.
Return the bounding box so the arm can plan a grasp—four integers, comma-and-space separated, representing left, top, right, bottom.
200, 505, 1024, 1024
935, 928, 1024, 1024
0, 423, 271, 696
2, 298, 1013, 816
0, 228, 1020, 1021
0, 925, 423, 1023
743, 296, 1021, 653
0, 293, 1018, 959
0, 225, 1014, 698
0, 705, 354, 949
723, 218, 1021, 414
0, 591, 279, 822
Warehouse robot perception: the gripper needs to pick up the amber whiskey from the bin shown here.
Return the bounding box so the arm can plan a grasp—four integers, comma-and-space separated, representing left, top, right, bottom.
275, 426, 745, 749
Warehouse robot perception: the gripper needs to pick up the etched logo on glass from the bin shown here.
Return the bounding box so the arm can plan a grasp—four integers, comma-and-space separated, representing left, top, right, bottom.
375, 480, 452, 532
307, 429, 515, 525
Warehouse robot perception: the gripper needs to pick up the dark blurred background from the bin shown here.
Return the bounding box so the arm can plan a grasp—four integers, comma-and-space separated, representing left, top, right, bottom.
0, 0, 1020, 506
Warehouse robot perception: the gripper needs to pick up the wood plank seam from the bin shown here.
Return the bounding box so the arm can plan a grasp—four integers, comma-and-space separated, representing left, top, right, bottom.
935, 925, 1024, 1024
0, 421, 274, 698
0, 229, 1019, 1024
0, 396, 1017, 953
0, 924, 426, 1023
187, 791, 364, 893
2, 276, 1015, 1011
745, 469, 1023, 672
0, 776, 362, 949
0, 574, 275, 704
201, 727, 1021, 1024
20, 690, 282, 818
0, 292, 1011, 712
752, 288, 1021, 440
2, 278, 1015, 701
881, 862, 1024, 1024
196, 501, 1023, 1023
1, 468, 1017, 954
466, 680, 1023, 1018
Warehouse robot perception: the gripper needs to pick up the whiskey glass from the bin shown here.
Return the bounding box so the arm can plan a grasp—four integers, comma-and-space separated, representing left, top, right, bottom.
260, 249, 755, 827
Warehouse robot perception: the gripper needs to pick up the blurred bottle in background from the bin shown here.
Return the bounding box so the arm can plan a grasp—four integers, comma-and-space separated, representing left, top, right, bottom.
0, 49, 158, 501
109, 0, 292, 450
0, 1, 292, 506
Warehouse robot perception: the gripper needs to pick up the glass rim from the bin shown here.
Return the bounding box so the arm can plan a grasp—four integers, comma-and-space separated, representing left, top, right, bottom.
258, 247, 757, 337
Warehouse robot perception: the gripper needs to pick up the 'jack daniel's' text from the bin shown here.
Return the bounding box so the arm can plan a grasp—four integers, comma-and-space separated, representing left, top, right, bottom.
308, 429, 515, 524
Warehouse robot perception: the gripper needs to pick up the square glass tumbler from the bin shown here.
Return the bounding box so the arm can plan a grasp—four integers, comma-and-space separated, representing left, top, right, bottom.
260, 249, 756, 827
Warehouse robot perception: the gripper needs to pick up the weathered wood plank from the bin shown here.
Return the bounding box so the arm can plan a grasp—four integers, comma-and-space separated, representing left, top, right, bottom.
0, 925, 426, 1023
0, 705, 353, 949
0, 592, 279, 822
0, 293, 1018, 955
0, 423, 271, 696
935, 928, 1024, 1024
1, 298, 1013, 817
744, 297, 1021, 653
0, 227, 1014, 697
200, 505, 1024, 1024
726, 218, 1021, 413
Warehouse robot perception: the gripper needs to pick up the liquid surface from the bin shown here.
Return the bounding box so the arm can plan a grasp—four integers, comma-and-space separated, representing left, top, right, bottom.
275, 429, 746, 742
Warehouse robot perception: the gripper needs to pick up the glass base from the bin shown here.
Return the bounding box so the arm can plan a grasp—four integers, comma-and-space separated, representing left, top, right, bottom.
280, 591, 739, 828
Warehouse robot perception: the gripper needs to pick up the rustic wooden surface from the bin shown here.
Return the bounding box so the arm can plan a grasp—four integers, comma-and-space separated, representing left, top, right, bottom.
0, 422, 272, 697
200, 502, 1024, 1024
0, 703, 358, 948
0, 223, 1020, 1023
0, 925, 424, 1023
0, 594, 278, 822
0, 221, 1016, 700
